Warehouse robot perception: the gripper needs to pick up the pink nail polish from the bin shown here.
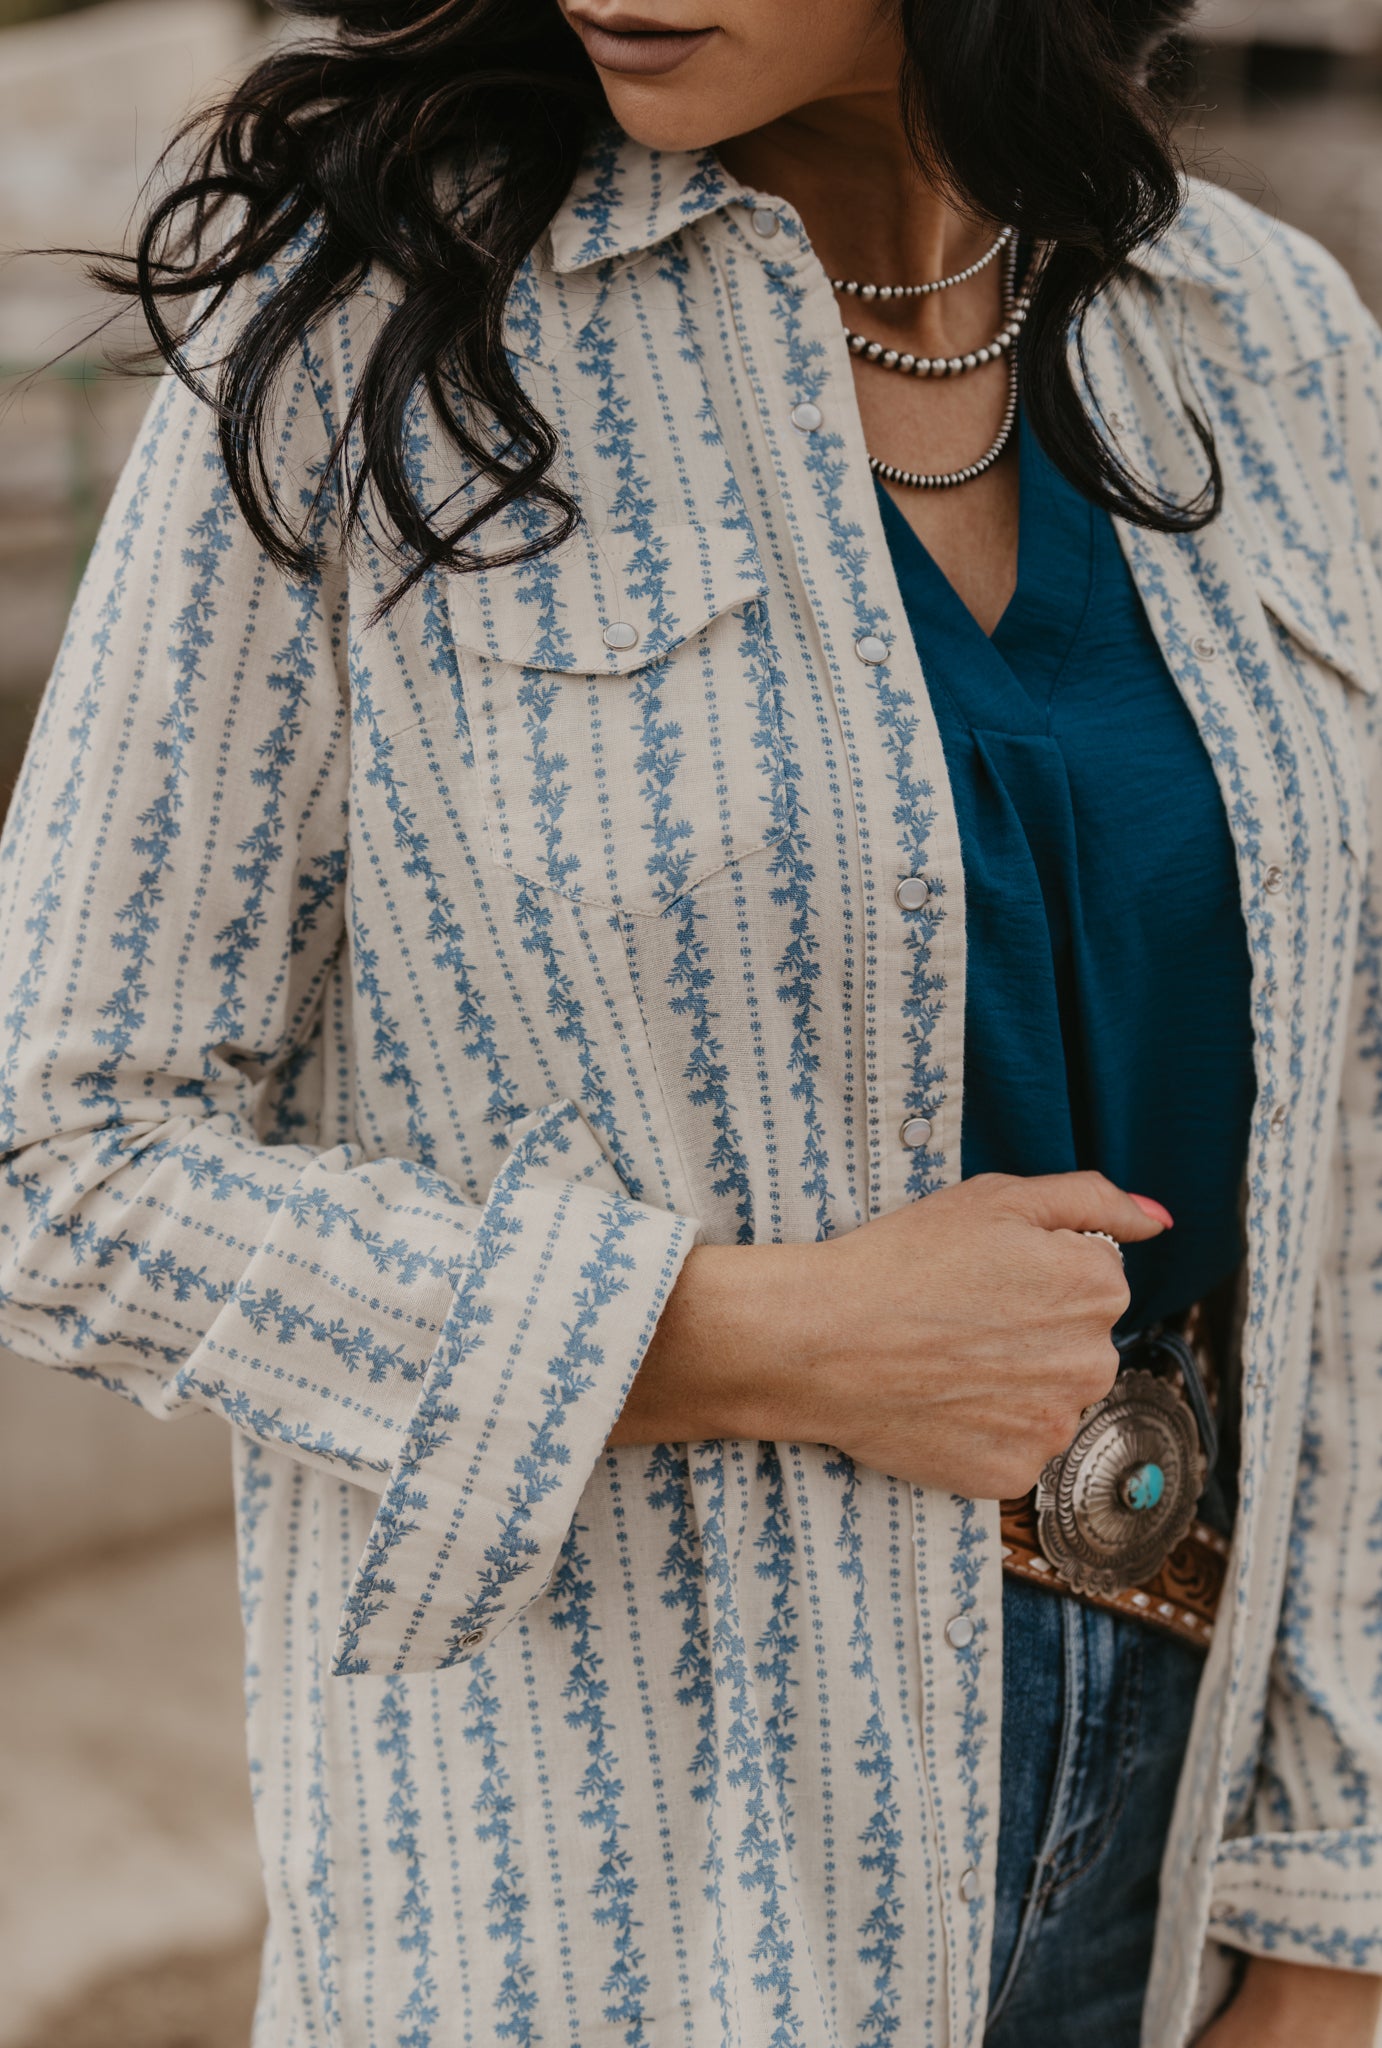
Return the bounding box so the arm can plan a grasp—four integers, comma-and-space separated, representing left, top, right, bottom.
1130, 1194, 1174, 1229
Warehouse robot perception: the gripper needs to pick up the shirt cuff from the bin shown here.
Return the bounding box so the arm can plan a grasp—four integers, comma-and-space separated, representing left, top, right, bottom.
332, 1098, 699, 1675
1209, 1830, 1382, 1972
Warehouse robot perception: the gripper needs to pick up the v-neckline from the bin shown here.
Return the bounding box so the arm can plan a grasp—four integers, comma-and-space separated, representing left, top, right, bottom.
875, 411, 1098, 732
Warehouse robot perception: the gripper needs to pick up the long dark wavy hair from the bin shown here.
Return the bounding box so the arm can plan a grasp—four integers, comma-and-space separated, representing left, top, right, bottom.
92, 0, 1217, 607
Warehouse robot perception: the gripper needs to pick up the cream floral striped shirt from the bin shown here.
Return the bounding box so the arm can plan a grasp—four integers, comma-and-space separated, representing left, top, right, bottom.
3, 130, 1382, 2047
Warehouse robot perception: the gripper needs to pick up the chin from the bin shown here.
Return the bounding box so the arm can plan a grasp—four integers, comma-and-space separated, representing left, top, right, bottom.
599, 80, 746, 155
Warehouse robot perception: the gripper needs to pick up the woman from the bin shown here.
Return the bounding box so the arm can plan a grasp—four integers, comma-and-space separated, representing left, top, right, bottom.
1, 0, 1380, 2040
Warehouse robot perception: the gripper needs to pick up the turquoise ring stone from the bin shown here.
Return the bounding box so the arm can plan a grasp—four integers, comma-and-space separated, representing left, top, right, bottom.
1121, 1461, 1165, 1513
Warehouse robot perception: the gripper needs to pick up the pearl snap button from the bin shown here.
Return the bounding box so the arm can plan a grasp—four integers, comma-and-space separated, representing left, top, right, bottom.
945, 1615, 976, 1650
1192, 633, 1218, 660
900, 1116, 933, 1149
602, 621, 639, 651
458, 1627, 486, 1651
959, 1867, 980, 1902
855, 633, 889, 664
790, 401, 823, 432
1269, 1102, 1288, 1136
751, 207, 780, 237
894, 875, 931, 911
1263, 864, 1286, 894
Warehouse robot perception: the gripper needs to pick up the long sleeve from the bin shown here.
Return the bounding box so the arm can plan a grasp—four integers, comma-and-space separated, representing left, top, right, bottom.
0, 316, 698, 1678
1207, 313, 1382, 1971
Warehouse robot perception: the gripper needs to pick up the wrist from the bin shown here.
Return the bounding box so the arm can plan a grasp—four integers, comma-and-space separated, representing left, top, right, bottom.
613, 1240, 824, 1446
734, 1239, 831, 1440
690, 1240, 824, 1441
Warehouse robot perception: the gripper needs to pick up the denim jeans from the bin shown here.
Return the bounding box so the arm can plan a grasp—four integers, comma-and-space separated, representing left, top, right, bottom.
985, 1575, 1207, 2047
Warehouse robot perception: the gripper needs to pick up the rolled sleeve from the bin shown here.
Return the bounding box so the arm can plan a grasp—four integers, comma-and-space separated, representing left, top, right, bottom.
1209, 1831, 1382, 1971
334, 1099, 699, 1675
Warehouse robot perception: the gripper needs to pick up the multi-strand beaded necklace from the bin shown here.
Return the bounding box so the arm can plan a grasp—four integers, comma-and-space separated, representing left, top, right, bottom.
835, 224, 1031, 490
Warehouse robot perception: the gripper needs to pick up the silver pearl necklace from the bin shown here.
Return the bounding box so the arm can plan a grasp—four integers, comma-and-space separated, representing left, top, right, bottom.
841, 232, 1030, 379
868, 355, 1019, 492
858, 237, 1025, 492
844, 294, 1028, 379
832, 224, 1012, 301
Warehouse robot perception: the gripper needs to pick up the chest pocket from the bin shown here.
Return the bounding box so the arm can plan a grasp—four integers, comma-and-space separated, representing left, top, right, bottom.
445, 519, 787, 918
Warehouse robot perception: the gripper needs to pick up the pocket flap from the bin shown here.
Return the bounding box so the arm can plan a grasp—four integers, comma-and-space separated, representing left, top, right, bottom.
1253, 538, 1382, 699
445, 518, 768, 677
441, 514, 785, 914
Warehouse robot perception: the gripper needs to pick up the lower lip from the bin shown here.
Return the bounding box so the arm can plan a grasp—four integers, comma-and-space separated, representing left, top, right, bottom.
574, 21, 717, 75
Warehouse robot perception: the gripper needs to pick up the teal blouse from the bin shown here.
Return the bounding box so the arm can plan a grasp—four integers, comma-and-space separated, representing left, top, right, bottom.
877, 415, 1256, 1328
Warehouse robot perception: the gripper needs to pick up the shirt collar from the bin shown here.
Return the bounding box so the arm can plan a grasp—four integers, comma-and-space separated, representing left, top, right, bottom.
548, 128, 747, 273
549, 128, 1236, 307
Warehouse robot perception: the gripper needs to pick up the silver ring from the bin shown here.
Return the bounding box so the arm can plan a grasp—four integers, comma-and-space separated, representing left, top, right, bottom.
1080, 1228, 1125, 1261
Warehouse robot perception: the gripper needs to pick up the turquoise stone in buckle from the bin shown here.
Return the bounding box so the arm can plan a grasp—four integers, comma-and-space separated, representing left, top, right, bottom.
1121, 1461, 1165, 1512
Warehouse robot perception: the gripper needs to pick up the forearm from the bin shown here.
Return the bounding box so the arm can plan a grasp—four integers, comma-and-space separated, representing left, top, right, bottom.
608, 1241, 820, 1446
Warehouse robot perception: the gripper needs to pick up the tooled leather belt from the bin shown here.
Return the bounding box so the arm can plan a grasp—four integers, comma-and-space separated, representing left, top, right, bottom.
1000, 1301, 1232, 1653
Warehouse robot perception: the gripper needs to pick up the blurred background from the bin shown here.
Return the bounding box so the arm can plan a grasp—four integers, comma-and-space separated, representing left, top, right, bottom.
3, 0, 1382, 2041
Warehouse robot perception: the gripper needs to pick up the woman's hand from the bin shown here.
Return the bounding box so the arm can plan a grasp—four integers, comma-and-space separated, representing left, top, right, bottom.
616, 1169, 1169, 1499
1197, 1956, 1382, 2046
792, 1170, 1167, 1496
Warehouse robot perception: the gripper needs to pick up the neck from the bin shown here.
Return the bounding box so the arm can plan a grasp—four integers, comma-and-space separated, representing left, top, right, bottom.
716, 93, 993, 293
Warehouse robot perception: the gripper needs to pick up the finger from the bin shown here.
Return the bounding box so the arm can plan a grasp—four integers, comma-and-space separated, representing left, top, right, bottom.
1004, 1169, 1173, 1243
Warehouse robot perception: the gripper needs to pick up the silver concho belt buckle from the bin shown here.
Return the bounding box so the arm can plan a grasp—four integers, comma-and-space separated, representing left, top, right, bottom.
1033, 1333, 1209, 1599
